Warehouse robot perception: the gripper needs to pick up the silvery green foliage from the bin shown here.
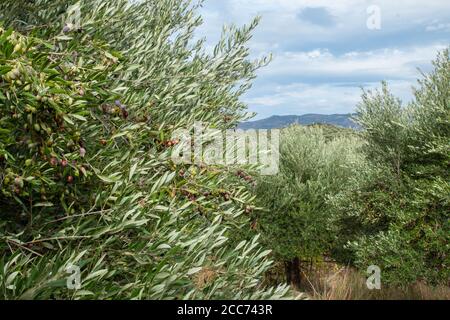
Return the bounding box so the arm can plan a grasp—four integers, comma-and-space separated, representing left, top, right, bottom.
355, 82, 410, 176
408, 49, 450, 163
255, 125, 364, 261
0, 0, 289, 299
330, 49, 449, 285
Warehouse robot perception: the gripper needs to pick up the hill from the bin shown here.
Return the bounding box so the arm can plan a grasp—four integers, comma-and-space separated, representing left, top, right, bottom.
238, 113, 358, 129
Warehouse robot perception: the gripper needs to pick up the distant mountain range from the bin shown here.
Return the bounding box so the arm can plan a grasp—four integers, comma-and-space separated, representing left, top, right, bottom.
238, 113, 358, 130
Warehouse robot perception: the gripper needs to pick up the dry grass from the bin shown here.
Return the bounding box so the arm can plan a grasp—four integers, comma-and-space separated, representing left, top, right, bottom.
264, 261, 449, 300
193, 267, 217, 289
301, 265, 368, 300
299, 263, 450, 300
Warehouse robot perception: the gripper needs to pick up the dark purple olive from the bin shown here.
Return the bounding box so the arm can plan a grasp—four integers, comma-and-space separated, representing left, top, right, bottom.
50, 157, 58, 166
62, 24, 71, 33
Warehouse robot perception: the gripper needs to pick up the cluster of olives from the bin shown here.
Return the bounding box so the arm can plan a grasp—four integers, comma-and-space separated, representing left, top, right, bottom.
7, 31, 27, 55
4, 67, 21, 83
100, 100, 129, 119
219, 189, 231, 201
2, 64, 32, 91
2, 169, 24, 195
2, 34, 29, 87
23, 108, 54, 135
48, 156, 85, 184
164, 139, 180, 147
236, 170, 254, 183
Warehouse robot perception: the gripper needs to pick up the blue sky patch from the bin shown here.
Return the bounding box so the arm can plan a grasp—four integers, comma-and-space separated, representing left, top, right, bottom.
296, 7, 335, 27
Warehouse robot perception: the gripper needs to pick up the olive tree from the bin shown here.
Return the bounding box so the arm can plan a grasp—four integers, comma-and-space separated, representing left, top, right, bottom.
255, 125, 363, 288
0, 0, 289, 299
330, 49, 449, 285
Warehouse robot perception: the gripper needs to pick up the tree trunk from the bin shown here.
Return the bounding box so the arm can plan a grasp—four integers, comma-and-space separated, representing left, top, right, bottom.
284, 257, 301, 289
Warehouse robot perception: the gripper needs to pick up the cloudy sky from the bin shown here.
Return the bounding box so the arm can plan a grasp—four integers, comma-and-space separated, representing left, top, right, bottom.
196, 0, 450, 120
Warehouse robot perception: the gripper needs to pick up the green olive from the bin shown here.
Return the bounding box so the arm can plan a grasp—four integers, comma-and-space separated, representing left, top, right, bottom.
13, 43, 22, 53
12, 68, 20, 78
14, 177, 24, 188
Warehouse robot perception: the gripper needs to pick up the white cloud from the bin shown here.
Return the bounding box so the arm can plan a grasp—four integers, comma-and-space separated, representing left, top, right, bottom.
426, 21, 450, 32
244, 43, 445, 119
261, 44, 447, 80
245, 80, 415, 119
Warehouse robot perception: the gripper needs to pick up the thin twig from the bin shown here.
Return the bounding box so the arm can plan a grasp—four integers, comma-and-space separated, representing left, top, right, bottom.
24, 235, 91, 245
42, 209, 113, 226
6, 239, 44, 257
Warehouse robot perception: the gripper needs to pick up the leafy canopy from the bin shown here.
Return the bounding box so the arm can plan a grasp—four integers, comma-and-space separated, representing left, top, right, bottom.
0, 0, 289, 299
